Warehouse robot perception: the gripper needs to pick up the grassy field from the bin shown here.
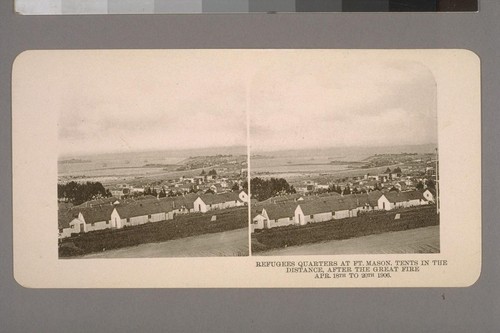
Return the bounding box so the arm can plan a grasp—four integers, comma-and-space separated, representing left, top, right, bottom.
257, 226, 439, 256
59, 207, 248, 258
81, 228, 248, 258
252, 205, 439, 253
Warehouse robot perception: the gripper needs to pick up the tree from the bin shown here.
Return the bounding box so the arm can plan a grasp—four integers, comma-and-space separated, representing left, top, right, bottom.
343, 186, 351, 195
393, 167, 402, 174
385, 167, 392, 173
231, 183, 240, 192
205, 189, 215, 194
416, 181, 424, 190
248, 177, 295, 201
208, 169, 217, 176
57, 181, 110, 205
200, 169, 206, 176
151, 188, 158, 197
159, 189, 167, 198
426, 179, 436, 190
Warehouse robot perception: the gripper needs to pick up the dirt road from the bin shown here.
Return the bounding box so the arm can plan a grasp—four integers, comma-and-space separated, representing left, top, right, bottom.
254, 226, 439, 256
82, 228, 249, 258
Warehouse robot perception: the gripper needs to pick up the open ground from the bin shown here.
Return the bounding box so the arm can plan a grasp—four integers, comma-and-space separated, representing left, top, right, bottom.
255, 225, 439, 256
81, 228, 248, 258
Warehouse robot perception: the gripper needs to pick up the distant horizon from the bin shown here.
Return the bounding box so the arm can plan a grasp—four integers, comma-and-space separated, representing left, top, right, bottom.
58, 145, 248, 160
250, 142, 437, 153
59, 142, 437, 160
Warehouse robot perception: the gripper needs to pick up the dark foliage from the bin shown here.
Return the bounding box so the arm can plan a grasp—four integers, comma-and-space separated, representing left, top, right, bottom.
244, 177, 296, 201
58, 181, 110, 205
59, 207, 248, 257
252, 205, 439, 252
426, 179, 436, 190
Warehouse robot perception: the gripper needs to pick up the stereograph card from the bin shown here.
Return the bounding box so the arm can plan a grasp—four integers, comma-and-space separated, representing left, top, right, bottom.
12, 49, 480, 288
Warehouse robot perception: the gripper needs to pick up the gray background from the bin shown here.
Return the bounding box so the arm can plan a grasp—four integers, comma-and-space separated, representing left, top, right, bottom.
1, 1, 498, 332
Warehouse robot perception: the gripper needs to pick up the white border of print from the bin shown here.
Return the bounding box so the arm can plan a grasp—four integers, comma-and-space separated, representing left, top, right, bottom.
12, 49, 480, 288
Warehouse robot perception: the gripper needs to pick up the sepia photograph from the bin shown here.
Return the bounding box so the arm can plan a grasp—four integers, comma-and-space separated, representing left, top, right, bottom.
248, 52, 440, 256
4, 1, 498, 331
54, 51, 250, 258
12, 49, 480, 288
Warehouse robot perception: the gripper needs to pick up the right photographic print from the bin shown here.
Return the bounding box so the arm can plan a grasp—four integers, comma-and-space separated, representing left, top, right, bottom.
249, 50, 440, 256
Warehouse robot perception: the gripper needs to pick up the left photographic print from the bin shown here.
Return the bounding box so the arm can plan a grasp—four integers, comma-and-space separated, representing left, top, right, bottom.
49, 51, 250, 258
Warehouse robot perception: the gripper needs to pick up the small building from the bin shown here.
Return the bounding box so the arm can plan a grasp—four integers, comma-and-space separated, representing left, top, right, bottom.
378, 191, 427, 211
238, 190, 249, 203
112, 199, 167, 228
423, 188, 436, 203
58, 210, 79, 238
295, 200, 333, 225
260, 203, 298, 229
251, 213, 267, 232
60, 205, 115, 237
193, 191, 245, 213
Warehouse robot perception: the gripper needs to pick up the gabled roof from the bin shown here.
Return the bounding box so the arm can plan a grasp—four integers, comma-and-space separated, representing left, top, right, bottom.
296, 192, 383, 216
199, 192, 241, 205
75, 197, 119, 208
153, 193, 199, 211
80, 205, 115, 224
367, 191, 383, 205
261, 193, 304, 204
173, 193, 199, 210
316, 192, 341, 198
262, 202, 297, 220
59, 194, 202, 228
58, 209, 79, 229
59, 204, 116, 229
115, 200, 166, 219
297, 200, 334, 216
424, 188, 436, 196
403, 190, 426, 201
382, 191, 403, 203
121, 195, 156, 205
383, 190, 425, 203
327, 197, 357, 212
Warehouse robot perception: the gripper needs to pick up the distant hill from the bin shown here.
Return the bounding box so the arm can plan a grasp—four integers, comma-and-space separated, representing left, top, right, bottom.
252, 144, 438, 160
59, 145, 247, 161
58, 158, 91, 164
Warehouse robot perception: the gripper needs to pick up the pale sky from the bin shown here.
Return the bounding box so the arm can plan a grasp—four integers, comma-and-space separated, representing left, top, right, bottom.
52, 50, 437, 155
56, 51, 248, 156
249, 52, 437, 151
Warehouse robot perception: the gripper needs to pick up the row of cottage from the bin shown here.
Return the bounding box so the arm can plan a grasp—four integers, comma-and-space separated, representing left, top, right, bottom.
59, 191, 249, 238
251, 189, 436, 232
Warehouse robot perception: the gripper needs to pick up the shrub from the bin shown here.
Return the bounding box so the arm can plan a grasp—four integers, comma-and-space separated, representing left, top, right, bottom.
252, 206, 439, 252
59, 207, 248, 257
